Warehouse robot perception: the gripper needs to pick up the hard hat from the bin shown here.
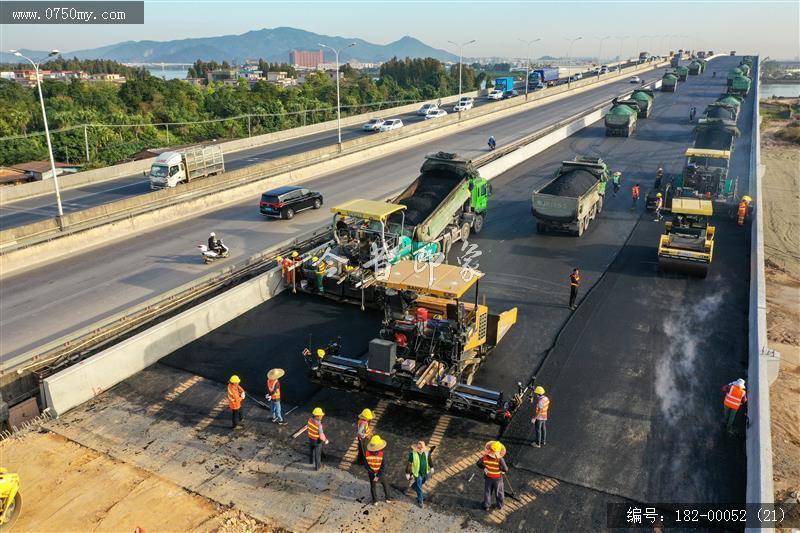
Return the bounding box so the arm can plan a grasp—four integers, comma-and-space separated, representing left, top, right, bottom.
367, 435, 387, 451
359, 408, 374, 420
229, 375, 240, 384
276, 256, 283, 261
210, 232, 216, 237
534, 386, 545, 395
658, 167, 663, 171
312, 407, 325, 417
316, 348, 326, 359
735, 378, 746, 388
312, 256, 319, 262
613, 171, 621, 176
657, 193, 663, 198
292, 251, 299, 258
742, 195, 752, 202
491, 441, 502, 452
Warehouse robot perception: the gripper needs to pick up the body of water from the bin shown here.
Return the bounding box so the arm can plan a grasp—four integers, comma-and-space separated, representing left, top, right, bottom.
761, 83, 800, 99
145, 67, 189, 80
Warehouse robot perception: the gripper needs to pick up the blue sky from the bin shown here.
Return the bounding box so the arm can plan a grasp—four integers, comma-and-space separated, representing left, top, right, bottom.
2, 0, 799, 59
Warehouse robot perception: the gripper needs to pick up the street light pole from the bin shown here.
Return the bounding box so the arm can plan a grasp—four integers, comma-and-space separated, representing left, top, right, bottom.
617, 35, 630, 66
564, 36, 582, 87
319, 42, 356, 147
519, 38, 540, 100
11, 49, 63, 218
595, 35, 610, 73
447, 39, 476, 104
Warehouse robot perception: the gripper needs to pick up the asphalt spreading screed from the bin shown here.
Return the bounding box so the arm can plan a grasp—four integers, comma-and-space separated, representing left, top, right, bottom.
539, 169, 598, 197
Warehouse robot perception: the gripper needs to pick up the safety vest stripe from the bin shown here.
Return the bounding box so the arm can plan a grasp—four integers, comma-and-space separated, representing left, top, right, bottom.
366, 451, 383, 473
724, 386, 745, 409
308, 418, 320, 440
483, 455, 501, 478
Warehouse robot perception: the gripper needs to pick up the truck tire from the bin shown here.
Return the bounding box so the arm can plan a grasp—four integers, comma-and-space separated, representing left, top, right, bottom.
460, 222, 470, 242
577, 219, 584, 237
597, 197, 604, 214
473, 214, 485, 234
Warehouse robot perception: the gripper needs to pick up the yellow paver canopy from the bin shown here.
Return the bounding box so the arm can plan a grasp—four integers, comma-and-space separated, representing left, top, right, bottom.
331, 199, 407, 221
685, 148, 731, 160
378, 261, 483, 299
672, 198, 713, 216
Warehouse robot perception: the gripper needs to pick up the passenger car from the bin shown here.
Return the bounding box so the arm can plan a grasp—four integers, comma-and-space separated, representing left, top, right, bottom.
362, 118, 385, 131
260, 186, 323, 219
630, 76, 641, 83
487, 89, 504, 100
379, 118, 404, 131
425, 109, 448, 120
417, 103, 439, 116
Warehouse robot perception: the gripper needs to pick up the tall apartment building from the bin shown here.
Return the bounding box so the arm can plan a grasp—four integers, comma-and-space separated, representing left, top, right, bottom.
289, 49, 325, 69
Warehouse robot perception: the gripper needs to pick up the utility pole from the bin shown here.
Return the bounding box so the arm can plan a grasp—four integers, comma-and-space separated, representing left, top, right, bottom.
519, 38, 541, 99
320, 42, 356, 147
447, 39, 477, 106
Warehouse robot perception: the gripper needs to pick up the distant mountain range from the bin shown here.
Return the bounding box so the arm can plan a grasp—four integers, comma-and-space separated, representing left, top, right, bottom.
0, 27, 459, 65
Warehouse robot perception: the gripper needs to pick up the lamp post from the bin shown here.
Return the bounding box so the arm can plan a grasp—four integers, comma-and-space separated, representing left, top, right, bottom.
617, 35, 630, 67
519, 38, 540, 99
636, 35, 650, 58
11, 49, 63, 218
595, 35, 610, 74
447, 39, 476, 104
564, 36, 582, 86
319, 42, 356, 146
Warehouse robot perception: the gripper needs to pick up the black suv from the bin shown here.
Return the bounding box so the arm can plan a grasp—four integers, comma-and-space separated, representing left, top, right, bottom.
259, 186, 323, 219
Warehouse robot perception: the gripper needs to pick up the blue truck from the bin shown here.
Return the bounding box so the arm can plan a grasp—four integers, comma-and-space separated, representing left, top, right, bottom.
528, 68, 560, 88
493, 76, 515, 93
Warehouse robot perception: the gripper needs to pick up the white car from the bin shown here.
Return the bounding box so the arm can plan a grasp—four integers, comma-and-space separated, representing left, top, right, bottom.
379, 118, 403, 132
425, 109, 448, 120
487, 89, 504, 100
453, 98, 474, 112
630, 76, 641, 83
362, 118, 385, 132
570, 72, 583, 81
417, 103, 439, 116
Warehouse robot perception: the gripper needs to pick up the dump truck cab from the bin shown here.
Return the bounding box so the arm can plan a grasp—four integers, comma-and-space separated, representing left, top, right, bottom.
658, 198, 715, 277
309, 261, 520, 423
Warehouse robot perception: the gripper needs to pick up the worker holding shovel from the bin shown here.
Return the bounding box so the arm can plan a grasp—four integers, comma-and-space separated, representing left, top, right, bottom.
477, 441, 508, 511
266, 368, 286, 425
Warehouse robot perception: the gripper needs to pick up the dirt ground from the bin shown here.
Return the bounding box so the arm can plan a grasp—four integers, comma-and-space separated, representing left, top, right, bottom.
761, 102, 800, 505
0, 431, 273, 532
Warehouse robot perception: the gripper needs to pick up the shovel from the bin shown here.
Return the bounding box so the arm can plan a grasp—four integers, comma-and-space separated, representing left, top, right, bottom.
502, 473, 521, 502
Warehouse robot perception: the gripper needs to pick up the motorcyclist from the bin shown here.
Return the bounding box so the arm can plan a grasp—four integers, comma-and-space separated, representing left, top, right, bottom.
208, 232, 222, 254
488, 136, 496, 150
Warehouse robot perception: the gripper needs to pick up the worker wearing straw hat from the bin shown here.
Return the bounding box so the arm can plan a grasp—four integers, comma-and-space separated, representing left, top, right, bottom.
477, 440, 508, 511
364, 435, 392, 505
266, 368, 286, 425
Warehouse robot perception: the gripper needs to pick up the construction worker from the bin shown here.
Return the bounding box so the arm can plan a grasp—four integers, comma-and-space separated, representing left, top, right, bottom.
477, 441, 508, 511
611, 171, 621, 195
266, 368, 286, 425
531, 386, 550, 448
654, 193, 664, 221
307, 407, 329, 470
722, 378, 747, 433
356, 408, 374, 465
597, 173, 607, 199
631, 183, 641, 210
364, 435, 392, 505
689, 106, 697, 122
737, 195, 752, 226
406, 440, 434, 508
227, 375, 245, 430
654, 167, 664, 190
569, 268, 581, 310
313, 257, 326, 294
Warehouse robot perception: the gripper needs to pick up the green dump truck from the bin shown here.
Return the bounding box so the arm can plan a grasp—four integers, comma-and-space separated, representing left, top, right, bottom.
674, 65, 690, 81
715, 95, 743, 119
662, 72, 678, 92
630, 89, 655, 118
688, 61, 704, 75
738, 63, 751, 77
531, 157, 609, 237
727, 67, 743, 88
605, 100, 640, 136
730, 75, 752, 96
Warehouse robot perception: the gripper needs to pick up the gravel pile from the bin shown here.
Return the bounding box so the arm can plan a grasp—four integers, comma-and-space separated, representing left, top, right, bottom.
695, 128, 735, 151
395, 169, 463, 226
540, 169, 598, 197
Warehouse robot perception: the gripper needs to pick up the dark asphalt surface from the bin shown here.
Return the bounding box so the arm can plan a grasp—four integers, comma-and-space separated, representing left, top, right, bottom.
2, 66, 667, 361
161, 56, 751, 528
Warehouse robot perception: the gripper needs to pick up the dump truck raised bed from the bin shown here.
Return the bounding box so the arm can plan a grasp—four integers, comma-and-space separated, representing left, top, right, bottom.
148, 145, 225, 189
289, 153, 491, 305
307, 261, 522, 424
605, 100, 640, 136
662, 72, 678, 92
674, 65, 690, 81
630, 89, 655, 118
658, 198, 715, 277
730, 75, 752, 96
531, 157, 608, 236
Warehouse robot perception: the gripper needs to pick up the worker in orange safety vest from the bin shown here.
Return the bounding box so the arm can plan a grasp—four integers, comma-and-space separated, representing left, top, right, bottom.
227, 375, 245, 429
364, 435, 392, 505
266, 368, 286, 425
356, 408, 374, 465
722, 378, 747, 433
531, 386, 550, 448
307, 407, 329, 470
477, 441, 508, 511
631, 183, 641, 210
737, 196, 752, 226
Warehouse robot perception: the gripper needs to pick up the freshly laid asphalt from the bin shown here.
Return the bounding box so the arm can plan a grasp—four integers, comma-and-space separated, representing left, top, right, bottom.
160, 56, 752, 529
2, 66, 668, 362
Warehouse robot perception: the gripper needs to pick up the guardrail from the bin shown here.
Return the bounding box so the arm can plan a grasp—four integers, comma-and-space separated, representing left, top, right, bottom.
7, 85, 640, 382
1, 60, 668, 258
745, 57, 777, 528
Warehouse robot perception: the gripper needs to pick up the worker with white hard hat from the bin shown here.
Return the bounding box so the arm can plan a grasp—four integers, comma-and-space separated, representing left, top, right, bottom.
722, 378, 747, 434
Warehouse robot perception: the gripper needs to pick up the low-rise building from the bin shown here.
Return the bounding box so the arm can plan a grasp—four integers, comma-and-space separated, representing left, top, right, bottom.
11, 160, 81, 181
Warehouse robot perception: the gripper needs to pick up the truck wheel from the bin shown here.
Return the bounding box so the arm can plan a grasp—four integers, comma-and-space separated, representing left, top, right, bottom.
597, 197, 604, 214
441, 236, 452, 256
473, 214, 485, 234
460, 222, 470, 242
283, 208, 295, 220
577, 219, 584, 237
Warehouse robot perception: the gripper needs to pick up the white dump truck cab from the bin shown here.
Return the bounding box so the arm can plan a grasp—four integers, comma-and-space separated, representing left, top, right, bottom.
149, 152, 184, 189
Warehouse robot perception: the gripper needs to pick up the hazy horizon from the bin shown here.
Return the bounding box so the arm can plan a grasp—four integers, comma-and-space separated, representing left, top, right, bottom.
1, 1, 798, 60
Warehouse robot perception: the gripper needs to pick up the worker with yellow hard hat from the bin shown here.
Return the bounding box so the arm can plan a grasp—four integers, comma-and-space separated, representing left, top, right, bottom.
307, 407, 329, 470
737, 195, 752, 226
531, 385, 551, 448
654, 191, 664, 222
355, 408, 374, 465
364, 435, 392, 505
477, 440, 508, 511
227, 375, 246, 430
